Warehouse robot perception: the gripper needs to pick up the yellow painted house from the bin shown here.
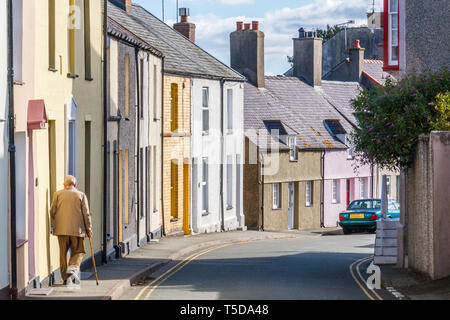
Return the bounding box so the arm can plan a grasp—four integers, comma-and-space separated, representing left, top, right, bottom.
13, 0, 103, 294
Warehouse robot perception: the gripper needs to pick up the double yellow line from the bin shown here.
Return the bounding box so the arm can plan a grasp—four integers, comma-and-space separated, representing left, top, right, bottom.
349, 256, 383, 300
134, 244, 232, 300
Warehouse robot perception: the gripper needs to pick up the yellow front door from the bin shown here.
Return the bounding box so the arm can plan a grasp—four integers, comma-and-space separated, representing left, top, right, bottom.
183, 163, 190, 235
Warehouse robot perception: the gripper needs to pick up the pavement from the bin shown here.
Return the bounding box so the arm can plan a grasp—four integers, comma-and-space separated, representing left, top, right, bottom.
380, 264, 450, 300
25, 228, 340, 300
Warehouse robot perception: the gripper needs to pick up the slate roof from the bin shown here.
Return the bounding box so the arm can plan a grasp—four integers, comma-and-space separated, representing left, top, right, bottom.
107, 16, 163, 57
363, 59, 395, 85
107, 1, 244, 81
244, 76, 354, 151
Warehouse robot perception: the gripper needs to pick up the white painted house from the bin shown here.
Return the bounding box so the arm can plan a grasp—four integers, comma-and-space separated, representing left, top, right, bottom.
190, 78, 245, 233
0, 0, 10, 296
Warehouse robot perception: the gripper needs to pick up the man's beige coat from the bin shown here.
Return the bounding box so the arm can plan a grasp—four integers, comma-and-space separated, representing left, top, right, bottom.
50, 187, 92, 237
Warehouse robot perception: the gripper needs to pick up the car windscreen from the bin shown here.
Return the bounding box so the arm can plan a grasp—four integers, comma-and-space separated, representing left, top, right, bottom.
348, 200, 381, 210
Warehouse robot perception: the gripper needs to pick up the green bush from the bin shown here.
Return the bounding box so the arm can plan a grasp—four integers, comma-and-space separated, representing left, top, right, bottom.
351, 68, 450, 170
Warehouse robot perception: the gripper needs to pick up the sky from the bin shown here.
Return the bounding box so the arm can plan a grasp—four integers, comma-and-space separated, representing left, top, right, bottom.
137, 0, 383, 75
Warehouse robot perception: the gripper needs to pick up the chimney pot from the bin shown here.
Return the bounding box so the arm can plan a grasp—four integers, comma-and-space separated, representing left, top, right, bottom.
244, 23, 251, 30
252, 21, 259, 31
236, 21, 243, 30
353, 40, 361, 49
174, 8, 196, 42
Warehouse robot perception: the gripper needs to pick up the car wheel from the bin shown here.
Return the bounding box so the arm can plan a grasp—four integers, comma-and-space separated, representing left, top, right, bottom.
343, 227, 352, 235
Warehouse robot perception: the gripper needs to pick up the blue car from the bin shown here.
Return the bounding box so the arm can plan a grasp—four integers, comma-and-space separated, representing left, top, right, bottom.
338, 199, 400, 234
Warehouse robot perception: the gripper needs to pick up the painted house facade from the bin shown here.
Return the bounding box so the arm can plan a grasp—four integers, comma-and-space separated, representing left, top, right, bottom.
12, 0, 103, 295
106, 16, 163, 259
0, 0, 9, 298
109, 0, 246, 236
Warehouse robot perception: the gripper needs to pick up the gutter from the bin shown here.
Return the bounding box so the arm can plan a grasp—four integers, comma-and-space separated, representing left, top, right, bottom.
102, 0, 108, 264
320, 151, 325, 228
135, 47, 141, 246
7, 0, 17, 300
160, 58, 166, 237
219, 79, 225, 231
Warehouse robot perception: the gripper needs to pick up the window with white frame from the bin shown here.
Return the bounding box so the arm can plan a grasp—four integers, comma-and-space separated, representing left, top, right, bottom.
346, 135, 355, 159
306, 181, 313, 206
227, 155, 233, 209
273, 183, 281, 209
202, 87, 210, 134
288, 135, 297, 161
332, 179, 340, 204
360, 177, 367, 199
202, 157, 209, 213
227, 89, 233, 134
388, 0, 399, 65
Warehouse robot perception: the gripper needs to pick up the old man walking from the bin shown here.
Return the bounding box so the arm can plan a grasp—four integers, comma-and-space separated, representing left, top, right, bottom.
50, 175, 92, 285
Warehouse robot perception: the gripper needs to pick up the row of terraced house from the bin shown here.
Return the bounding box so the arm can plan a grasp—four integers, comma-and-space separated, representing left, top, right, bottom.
1, 0, 400, 298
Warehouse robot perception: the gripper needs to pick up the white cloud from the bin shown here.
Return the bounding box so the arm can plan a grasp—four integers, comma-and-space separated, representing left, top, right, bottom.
173, 0, 384, 75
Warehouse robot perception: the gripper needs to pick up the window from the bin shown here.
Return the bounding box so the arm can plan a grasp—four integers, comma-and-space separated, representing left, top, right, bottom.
273, 183, 281, 209
346, 135, 355, 159
360, 177, 367, 199
171, 160, 179, 219
85, 121, 91, 201
388, 0, 399, 65
153, 146, 157, 212
48, 120, 57, 200
67, 98, 78, 176
139, 59, 144, 118
171, 83, 179, 131
202, 87, 210, 134
153, 65, 158, 120
332, 179, 340, 204
227, 155, 233, 209
306, 181, 313, 206
118, 150, 123, 241
68, 0, 76, 76
202, 158, 209, 213
125, 53, 130, 118
288, 135, 297, 161
386, 176, 391, 198
48, 0, 56, 71
84, 0, 92, 79
396, 175, 400, 201
227, 89, 233, 134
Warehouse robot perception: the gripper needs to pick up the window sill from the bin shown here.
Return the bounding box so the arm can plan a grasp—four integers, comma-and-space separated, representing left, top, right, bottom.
67, 73, 79, 79
170, 218, 180, 223
347, 156, 355, 160
289, 159, 298, 162
202, 132, 209, 136
272, 208, 282, 211
16, 239, 28, 248
202, 211, 210, 217
85, 77, 94, 81
226, 206, 233, 211
305, 204, 312, 207
48, 67, 58, 72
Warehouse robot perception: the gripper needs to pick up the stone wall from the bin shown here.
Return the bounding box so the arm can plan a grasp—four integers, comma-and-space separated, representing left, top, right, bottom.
400, 132, 450, 279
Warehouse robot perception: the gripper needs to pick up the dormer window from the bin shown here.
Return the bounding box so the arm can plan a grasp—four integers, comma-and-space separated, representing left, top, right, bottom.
288, 135, 297, 161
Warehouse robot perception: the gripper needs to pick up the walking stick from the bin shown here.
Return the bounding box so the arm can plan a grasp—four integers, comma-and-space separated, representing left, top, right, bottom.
88, 235, 99, 286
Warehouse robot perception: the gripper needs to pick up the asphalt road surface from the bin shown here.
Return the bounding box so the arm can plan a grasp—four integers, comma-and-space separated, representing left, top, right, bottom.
121, 232, 395, 300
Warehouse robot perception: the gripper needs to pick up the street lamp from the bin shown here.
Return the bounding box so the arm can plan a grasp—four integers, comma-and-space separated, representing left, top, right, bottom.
336, 20, 355, 51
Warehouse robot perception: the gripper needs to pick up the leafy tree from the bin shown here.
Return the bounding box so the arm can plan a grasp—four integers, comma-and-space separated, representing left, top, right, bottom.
317, 24, 344, 42
351, 68, 450, 171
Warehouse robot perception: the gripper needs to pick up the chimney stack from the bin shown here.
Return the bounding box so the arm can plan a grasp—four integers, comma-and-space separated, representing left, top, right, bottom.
119, 0, 133, 13
293, 28, 323, 87
230, 21, 265, 88
348, 40, 365, 81
173, 8, 196, 43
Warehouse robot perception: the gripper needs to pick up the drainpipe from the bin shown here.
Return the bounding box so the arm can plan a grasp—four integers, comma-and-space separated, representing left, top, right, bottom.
320, 150, 325, 228
219, 79, 225, 231
259, 150, 264, 231
135, 47, 141, 247
7, 0, 17, 300
102, 0, 108, 264
160, 59, 166, 237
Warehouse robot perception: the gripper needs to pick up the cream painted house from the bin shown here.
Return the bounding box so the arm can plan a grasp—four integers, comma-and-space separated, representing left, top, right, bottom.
12, 0, 103, 295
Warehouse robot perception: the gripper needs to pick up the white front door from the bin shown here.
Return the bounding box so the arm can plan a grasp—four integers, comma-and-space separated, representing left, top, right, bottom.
288, 183, 295, 230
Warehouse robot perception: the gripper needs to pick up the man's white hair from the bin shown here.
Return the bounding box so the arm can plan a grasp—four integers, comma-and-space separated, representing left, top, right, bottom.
64, 175, 77, 187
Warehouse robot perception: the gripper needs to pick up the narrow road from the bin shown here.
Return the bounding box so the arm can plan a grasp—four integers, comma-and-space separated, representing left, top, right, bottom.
121, 233, 394, 300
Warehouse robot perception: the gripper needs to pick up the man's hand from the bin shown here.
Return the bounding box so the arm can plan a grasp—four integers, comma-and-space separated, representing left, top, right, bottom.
87, 231, 93, 239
